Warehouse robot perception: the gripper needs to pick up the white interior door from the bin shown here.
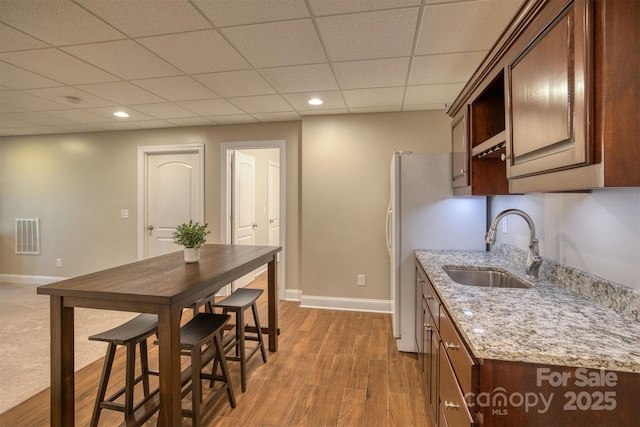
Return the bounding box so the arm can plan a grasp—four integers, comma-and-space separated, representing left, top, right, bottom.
268, 160, 280, 248
145, 151, 202, 258
233, 151, 256, 288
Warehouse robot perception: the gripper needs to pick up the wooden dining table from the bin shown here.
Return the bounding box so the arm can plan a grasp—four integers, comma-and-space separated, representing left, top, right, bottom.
37, 244, 281, 426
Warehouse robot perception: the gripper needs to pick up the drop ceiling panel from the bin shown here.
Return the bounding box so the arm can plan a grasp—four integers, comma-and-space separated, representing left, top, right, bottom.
251, 111, 301, 122
221, 20, 326, 68
131, 119, 176, 129
177, 99, 245, 116
131, 76, 219, 102
333, 57, 410, 89
3, 111, 76, 126
164, 117, 213, 127
0, 0, 124, 45
24, 87, 116, 108
229, 94, 293, 114
309, 0, 420, 16
75, 0, 211, 37
259, 64, 338, 93
417, 0, 524, 55
404, 83, 465, 106
0, 49, 118, 85
282, 91, 346, 110
45, 109, 114, 124
342, 87, 404, 109
194, 70, 275, 98
209, 114, 259, 125
409, 51, 487, 86
62, 41, 181, 80
0, 0, 525, 136
76, 81, 165, 105
1, 90, 70, 111
139, 30, 250, 74
0, 23, 48, 52
194, 0, 310, 26
317, 8, 419, 61
130, 103, 199, 120
0, 62, 61, 89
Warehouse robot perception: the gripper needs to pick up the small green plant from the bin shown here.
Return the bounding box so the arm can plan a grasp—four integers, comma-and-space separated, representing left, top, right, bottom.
172, 220, 210, 248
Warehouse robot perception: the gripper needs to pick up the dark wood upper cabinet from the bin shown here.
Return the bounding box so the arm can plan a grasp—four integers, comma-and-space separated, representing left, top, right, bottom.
506, 0, 592, 179
451, 108, 469, 190
448, 0, 639, 193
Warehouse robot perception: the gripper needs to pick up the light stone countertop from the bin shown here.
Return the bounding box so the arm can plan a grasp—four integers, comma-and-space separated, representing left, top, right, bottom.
415, 250, 640, 374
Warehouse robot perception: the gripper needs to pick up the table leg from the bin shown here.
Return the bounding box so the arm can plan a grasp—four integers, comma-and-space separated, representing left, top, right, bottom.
50, 296, 75, 426
267, 255, 278, 352
156, 305, 183, 426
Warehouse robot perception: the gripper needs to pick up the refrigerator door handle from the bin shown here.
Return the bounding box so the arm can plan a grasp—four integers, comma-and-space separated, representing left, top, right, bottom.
385, 200, 392, 256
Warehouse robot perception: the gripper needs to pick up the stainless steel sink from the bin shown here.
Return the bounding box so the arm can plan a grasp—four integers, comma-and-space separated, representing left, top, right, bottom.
443, 268, 532, 289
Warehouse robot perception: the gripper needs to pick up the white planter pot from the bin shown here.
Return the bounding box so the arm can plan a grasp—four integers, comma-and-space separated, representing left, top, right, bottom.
184, 247, 200, 263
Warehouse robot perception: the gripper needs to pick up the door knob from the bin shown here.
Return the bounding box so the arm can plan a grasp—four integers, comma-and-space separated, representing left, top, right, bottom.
252, 224, 258, 229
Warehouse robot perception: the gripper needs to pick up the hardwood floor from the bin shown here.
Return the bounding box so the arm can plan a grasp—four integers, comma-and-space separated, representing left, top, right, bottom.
0, 271, 431, 426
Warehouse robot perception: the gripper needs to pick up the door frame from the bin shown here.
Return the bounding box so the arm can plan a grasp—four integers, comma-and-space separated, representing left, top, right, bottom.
137, 144, 205, 260
220, 140, 286, 299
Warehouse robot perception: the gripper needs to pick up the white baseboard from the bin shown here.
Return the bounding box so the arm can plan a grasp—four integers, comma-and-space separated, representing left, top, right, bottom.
285, 288, 302, 301
300, 294, 392, 313
0, 274, 68, 285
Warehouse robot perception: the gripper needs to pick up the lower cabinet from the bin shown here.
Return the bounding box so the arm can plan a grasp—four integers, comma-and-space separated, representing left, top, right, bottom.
417, 263, 475, 427
416, 259, 640, 426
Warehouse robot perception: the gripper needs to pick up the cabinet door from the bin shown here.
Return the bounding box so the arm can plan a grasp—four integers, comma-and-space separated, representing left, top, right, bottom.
451, 108, 469, 188
427, 313, 439, 427
415, 268, 424, 363
506, 0, 593, 178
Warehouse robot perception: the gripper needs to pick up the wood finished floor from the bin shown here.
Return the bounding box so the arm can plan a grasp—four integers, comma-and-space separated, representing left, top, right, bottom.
0, 272, 431, 427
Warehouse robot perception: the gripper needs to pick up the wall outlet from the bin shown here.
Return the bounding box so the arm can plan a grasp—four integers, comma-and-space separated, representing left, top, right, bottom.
56, 258, 62, 267
357, 274, 366, 286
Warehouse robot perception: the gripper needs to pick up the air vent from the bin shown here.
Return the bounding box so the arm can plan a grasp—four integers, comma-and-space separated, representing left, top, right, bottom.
15, 218, 40, 255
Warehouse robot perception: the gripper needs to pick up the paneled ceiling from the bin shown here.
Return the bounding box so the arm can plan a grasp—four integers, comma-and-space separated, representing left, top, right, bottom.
0, 0, 524, 136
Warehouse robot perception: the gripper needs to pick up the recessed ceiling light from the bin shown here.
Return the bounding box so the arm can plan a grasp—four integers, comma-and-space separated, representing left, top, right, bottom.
113, 111, 129, 118
308, 98, 323, 106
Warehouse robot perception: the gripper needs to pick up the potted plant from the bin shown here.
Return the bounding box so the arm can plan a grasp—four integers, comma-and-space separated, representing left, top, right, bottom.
172, 220, 210, 263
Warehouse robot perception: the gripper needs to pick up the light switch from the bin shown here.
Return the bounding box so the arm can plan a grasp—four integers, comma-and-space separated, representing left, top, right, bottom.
121, 209, 129, 219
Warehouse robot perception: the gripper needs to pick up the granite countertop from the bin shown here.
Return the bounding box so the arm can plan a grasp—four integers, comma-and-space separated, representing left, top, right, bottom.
415, 250, 640, 374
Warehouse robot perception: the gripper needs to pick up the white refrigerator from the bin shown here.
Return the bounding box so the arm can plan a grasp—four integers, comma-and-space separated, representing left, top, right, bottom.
386, 152, 487, 352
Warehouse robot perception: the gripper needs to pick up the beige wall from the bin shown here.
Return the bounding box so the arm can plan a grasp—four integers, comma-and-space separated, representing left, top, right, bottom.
1, 110, 452, 301
0, 121, 301, 290
300, 110, 451, 300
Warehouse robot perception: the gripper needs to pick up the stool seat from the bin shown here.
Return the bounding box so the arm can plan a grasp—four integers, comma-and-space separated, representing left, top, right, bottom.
89, 313, 159, 344
180, 312, 229, 348
213, 288, 263, 310
88, 313, 158, 427
211, 287, 267, 392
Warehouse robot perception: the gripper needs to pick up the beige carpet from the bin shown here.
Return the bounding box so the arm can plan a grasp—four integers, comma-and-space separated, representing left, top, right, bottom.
0, 282, 137, 415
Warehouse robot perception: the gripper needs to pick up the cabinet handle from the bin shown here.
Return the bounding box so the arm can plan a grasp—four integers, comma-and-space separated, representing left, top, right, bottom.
500, 153, 511, 161
426, 295, 434, 300
418, 278, 425, 283
445, 342, 460, 350
424, 324, 432, 332
444, 400, 460, 409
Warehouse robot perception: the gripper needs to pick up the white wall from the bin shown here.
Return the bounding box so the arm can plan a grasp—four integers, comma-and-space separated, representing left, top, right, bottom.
491, 188, 640, 292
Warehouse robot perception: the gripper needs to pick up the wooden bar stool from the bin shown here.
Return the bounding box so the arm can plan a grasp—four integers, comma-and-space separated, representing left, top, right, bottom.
210, 288, 267, 392
179, 312, 236, 426
88, 313, 159, 427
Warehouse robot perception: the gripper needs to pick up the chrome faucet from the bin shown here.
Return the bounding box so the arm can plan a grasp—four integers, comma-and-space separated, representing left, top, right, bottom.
486, 209, 542, 278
